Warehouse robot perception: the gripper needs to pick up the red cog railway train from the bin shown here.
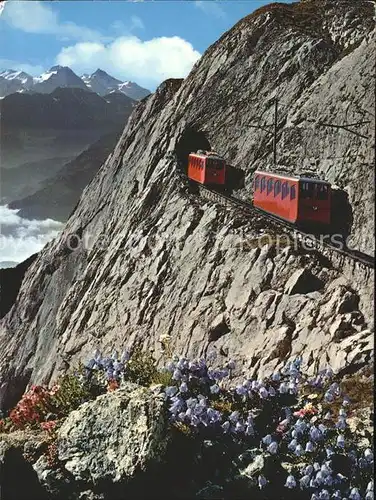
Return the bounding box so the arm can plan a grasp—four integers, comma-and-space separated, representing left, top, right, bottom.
187, 150, 226, 185
187, 151, 332, 226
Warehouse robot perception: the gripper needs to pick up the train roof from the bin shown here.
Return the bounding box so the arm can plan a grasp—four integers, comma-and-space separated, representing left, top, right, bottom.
189, 151, 224, 160
254, 170, 330, 185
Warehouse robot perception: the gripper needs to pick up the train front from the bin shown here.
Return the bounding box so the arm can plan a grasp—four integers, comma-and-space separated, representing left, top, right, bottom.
204, 152, 226, 186
297, 178, 331, 226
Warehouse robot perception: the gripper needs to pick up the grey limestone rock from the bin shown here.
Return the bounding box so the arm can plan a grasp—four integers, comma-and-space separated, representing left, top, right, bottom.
33, 383, 169, 498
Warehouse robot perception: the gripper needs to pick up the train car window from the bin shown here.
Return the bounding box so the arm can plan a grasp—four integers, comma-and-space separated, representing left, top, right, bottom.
207, 158, 224, 170
317, 184, 328, 200
274, 180, 281, 196
281, 182, 289, 199
267, 178, 274, 195
290, 185, 296, 200
255, 176, 260, 191
300, 182, 314, 198
260, 177, 266, 192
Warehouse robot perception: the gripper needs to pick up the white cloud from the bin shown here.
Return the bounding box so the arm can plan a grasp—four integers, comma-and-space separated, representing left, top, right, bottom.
111, 16, 145, 36
2, 1, 107, 42
0, 1, 6, 17
111, 20, 128, 35
0, 205, 63, 264
56, 35, 201, 87
195, 1, 226, 19
0, 58, 44, 76
130, 15, 145, 31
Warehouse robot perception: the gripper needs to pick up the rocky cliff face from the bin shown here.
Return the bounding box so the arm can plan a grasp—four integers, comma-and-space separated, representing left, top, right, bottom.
0, 0, 374, 411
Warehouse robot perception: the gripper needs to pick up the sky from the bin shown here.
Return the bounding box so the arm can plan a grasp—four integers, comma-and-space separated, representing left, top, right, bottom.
0, 0, 291, 90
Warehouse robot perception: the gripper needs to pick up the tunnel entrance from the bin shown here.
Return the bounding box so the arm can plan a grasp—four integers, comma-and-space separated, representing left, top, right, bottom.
330, 188, 353, 239
175, 128, 211, 172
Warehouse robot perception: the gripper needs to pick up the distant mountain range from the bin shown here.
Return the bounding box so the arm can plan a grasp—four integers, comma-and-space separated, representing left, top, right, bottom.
0, 66, 151, 100
1, 86, 136, 130
1, 86, 137, 210
81, 68, 150, 100
0, 66, 148, 224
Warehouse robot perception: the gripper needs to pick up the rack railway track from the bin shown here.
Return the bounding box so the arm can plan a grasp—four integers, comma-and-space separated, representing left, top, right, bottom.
179, 172, 374, 270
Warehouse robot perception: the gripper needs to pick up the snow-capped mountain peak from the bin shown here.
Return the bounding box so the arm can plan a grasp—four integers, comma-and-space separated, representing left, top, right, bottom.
31, 65, 89, 94
117, 80, 150, 100
33, 65, 71, 82
81, 69, 150, 100
0, 66, 151, 100
33, 68, 59, 84
0, 70, 34, 96
93, 68, 121, 80
81, 69, 122, 96
0, 70, 33, 83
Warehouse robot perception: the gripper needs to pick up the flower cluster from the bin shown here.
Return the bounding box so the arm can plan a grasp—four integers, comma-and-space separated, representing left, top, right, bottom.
85, 349, 130, 382
253, 364, 373, 500
163, 356, 303, 439
83, 347, 163, 387
162, 356, 374, 499
40, 420, 58, 434
293, 402, 318, 418
9, 385, 57, 429
162, 357, 239, 433
3, 371, 96, 432
1, 345, 373, 500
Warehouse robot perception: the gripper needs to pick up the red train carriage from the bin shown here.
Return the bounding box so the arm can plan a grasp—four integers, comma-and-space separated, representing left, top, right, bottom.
253, 171, 331, 225
188, 151, 226, 186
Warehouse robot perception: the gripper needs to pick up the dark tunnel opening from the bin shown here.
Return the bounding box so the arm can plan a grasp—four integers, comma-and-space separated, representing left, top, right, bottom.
175, 128, 211, 172
174, 127, 245, 192
330, 188, 353, 239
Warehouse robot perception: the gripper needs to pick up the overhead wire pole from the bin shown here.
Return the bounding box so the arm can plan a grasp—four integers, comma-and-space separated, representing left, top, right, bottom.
247, 98, 370, 171
306, 118, 370, 140
247, 96, 280, 168
273, 97, 278, 167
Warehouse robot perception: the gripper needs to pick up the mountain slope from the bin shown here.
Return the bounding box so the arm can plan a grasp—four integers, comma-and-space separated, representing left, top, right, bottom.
0, 87, 135, 130
0, 0, 374, 411
0, 156, 73, 204
8, 130, 124, 222
0, 88, 136, 173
